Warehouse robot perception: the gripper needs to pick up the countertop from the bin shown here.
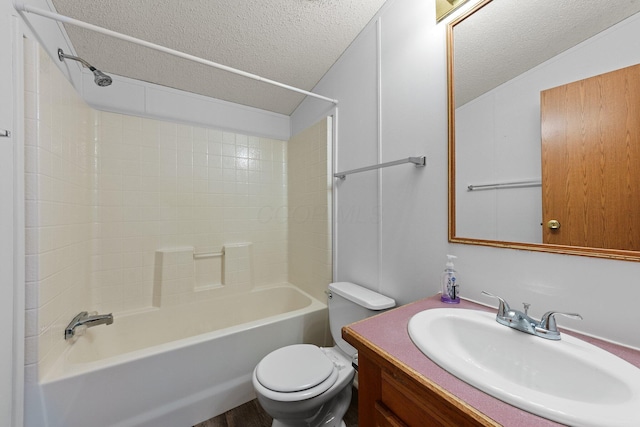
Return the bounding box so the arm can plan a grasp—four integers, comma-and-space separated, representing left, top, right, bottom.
343, 294, 640, 427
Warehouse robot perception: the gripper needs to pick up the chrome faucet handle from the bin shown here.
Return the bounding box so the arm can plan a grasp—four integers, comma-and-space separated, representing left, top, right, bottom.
481, 291, 511, 317
64, 311, 114, 340
65, 312, 88, 340
538, 311, 583, 333
523, 303, 531, 315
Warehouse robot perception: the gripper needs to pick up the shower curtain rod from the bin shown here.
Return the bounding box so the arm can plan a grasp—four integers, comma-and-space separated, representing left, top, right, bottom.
15, 3, 339, 106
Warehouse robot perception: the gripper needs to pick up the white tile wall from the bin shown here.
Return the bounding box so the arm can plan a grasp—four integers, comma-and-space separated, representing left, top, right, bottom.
288, 118, 332, 302
91, 111, 288, 313
23, 38, 93, 376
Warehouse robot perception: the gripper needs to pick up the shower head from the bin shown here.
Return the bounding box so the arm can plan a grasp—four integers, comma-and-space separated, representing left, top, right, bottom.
58, 48, 113, 87
91, 69, 113, 87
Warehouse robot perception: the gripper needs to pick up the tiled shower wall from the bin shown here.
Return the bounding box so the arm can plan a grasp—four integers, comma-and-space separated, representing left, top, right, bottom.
91, 111, 288, 311
24, 40, 297, 380
288, 118, 332, 302
24, 39, 94, 376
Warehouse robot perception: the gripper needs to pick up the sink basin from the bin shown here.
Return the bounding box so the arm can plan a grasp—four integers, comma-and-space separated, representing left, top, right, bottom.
408, 308, 640, 427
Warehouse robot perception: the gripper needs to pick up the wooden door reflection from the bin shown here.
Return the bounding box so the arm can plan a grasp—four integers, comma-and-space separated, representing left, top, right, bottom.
541, 63, 640, 250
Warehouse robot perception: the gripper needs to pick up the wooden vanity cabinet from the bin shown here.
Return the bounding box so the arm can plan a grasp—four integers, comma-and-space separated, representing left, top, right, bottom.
345, 329, 499, 427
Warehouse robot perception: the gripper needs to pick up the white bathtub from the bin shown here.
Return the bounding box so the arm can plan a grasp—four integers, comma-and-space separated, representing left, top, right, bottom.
37, 284, 328, 427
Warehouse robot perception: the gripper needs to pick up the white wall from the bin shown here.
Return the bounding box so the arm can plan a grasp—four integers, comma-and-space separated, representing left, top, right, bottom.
293, 0, 447, 306
81, 75, 291, 141
292, 0, 640, 349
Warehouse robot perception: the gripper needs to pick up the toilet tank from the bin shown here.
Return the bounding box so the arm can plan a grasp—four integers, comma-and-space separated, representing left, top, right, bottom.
328, 282, 396, 358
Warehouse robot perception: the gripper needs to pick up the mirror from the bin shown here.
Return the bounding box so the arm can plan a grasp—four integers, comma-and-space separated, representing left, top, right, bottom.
448, 0, 640, 261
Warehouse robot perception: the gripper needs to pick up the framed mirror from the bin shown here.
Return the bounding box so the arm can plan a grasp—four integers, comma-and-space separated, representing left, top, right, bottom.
448, 0, 640, 261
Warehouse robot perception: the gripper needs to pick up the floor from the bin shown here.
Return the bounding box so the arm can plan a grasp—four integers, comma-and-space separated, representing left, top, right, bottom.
194, 388, 359, 427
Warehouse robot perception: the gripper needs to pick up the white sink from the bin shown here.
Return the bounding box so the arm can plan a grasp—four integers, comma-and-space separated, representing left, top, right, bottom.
408, 308, 640, 427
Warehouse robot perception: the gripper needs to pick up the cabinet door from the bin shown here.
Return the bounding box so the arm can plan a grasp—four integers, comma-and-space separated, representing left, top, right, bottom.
381, 370, 489, 427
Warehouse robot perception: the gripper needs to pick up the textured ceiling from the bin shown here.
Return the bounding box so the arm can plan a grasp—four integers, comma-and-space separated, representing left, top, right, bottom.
50, 0, 388, 115
454, 0, 640, 106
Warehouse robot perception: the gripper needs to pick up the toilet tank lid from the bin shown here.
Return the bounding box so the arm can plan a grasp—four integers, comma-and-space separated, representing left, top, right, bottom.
329, 282, 395, 310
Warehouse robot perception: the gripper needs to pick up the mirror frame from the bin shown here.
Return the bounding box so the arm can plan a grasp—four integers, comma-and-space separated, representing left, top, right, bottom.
447, 0, 640, 262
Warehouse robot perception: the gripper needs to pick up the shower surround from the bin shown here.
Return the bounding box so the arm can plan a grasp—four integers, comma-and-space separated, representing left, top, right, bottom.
24, 38, 332, 426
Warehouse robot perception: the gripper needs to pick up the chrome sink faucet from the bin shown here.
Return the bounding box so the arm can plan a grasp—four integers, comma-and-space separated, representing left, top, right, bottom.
65, 311, 114, 340
481, 291, 582, 340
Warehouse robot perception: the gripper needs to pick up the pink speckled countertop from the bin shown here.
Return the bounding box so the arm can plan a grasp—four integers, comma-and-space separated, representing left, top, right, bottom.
345, 294, 640, 427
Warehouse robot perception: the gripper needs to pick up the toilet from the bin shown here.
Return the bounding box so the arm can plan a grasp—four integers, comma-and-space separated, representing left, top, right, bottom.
252, 282, 395, 427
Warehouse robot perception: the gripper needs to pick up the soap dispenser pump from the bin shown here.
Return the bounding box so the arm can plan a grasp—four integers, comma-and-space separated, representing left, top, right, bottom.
441, 255, 460, 304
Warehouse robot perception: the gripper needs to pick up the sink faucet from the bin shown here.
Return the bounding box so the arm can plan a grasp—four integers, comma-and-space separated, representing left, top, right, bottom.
481, 291, 582, 340
65, 311, 114, 340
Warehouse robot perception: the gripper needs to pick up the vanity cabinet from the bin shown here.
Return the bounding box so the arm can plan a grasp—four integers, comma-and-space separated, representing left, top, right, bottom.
349, 341, 498, 427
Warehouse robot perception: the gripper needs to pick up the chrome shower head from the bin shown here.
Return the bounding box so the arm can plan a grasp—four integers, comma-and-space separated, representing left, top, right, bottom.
58, 48, 112, 87
91, 69, 113, 87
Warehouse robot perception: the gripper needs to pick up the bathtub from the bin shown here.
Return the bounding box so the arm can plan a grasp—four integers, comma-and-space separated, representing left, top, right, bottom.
37, 284, 328, 427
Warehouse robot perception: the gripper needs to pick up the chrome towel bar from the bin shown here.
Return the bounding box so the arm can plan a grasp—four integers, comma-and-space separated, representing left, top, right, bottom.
334, 156, 426, 180
467, 179, 541, 191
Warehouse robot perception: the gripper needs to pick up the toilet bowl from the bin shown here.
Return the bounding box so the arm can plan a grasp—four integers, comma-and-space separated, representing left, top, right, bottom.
252, 345, 354, 427
252, 282, 395, 427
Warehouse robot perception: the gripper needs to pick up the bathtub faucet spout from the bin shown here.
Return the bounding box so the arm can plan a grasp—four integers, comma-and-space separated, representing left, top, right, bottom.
65, 311, 114, 340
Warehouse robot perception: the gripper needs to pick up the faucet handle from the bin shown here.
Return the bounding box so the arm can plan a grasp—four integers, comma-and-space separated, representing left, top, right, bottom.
539, 311, 583, 333
481, 291, 511, 317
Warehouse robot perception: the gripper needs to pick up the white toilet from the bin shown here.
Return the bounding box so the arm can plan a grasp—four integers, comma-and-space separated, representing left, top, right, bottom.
252, 282, 395, 427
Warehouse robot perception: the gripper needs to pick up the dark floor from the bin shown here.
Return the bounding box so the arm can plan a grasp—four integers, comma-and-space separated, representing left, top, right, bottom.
194, 388, 358, 427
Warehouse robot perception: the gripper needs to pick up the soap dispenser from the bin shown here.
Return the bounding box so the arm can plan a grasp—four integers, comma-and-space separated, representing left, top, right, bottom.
440, 255, 460, 304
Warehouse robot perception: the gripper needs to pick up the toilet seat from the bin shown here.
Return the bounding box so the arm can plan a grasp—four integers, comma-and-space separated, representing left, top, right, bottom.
255, 344, 339, 401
